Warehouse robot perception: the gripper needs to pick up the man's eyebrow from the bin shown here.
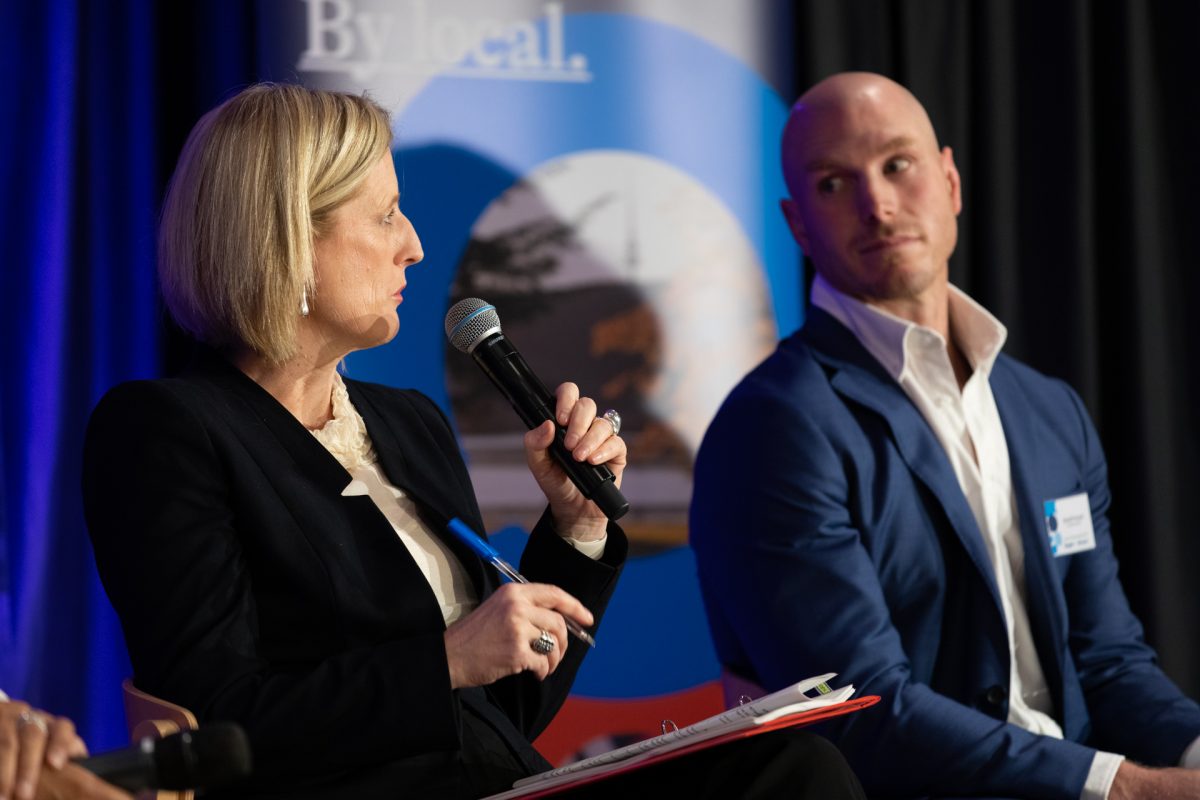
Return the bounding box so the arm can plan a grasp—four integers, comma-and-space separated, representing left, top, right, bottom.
878, 135, 916, 153
803, 136, 917, 173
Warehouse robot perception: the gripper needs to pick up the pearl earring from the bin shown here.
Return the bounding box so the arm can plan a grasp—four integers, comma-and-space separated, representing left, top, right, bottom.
300, 288, 310, 317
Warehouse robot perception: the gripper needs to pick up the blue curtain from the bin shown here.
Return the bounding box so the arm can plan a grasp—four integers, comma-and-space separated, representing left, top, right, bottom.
1, 0, 157, 751
0, 0, 262, 751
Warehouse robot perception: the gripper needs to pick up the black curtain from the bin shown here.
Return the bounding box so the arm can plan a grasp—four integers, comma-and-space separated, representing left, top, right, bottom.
154, 2, 265, 371
791, 0, 1200, 697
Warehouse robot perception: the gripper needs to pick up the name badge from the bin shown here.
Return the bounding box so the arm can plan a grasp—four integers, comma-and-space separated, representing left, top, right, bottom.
1043, 492, 1096, 556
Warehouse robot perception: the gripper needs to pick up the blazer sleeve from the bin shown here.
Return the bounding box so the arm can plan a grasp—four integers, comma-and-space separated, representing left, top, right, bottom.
496, 508, 626, 740
82, 381, 462, 782
398, 389, 628, 742
1055, 382, 1200, 763
690, 377, 1097, 800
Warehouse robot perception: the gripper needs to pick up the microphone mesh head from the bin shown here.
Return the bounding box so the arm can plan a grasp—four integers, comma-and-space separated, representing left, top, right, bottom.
445, 298, 502, 353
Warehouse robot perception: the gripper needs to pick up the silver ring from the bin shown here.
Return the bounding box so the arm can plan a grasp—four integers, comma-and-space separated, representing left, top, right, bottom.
600, 409, 621, 437
531, 630, 556, 655
18, 710, 48, 734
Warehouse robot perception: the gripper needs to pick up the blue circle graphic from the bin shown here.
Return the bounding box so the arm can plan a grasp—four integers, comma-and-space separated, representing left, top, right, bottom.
347, 12, 798, 697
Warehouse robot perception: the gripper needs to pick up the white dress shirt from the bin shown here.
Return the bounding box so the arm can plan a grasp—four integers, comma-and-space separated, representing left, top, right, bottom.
811, 275, 1125, 799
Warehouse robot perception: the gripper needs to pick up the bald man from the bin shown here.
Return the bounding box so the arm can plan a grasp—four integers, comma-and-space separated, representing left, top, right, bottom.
690, 72, 1200, 799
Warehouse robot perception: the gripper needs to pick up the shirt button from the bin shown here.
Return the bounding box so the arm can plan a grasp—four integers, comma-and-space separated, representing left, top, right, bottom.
985, 685, 1007, 706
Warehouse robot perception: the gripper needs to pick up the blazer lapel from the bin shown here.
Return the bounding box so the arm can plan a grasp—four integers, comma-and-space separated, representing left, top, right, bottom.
190, 350, 354, 496
989, 360, 1069, 718
346, 382, 492, 597
802, 309, 1004, 613
188, 352, 455, 626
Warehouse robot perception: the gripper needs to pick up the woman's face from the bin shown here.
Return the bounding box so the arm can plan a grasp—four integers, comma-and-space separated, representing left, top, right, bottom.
308, 152, 423, 356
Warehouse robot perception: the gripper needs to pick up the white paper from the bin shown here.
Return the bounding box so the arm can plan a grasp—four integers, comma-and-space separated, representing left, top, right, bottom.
482, 673, 854, 799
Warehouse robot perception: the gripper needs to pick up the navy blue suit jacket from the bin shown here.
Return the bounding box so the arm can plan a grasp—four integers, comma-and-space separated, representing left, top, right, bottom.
691, 308, 1200, 799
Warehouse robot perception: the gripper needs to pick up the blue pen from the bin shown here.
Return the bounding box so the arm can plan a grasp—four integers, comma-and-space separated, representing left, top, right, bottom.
447, 517, 597, 648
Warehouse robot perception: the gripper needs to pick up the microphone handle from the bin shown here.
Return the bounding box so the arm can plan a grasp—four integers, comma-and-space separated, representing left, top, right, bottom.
471, 333, 629, 520
75, 739, 158, 792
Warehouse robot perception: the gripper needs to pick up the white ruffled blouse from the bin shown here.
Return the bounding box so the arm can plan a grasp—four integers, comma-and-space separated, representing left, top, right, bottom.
310, 374, 478, 625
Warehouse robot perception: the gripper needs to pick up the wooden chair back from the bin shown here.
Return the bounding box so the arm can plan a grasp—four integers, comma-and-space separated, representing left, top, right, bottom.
121, 678, 198, 800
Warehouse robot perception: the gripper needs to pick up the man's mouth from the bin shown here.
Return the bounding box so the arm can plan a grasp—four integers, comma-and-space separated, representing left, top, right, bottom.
857, 234, 921, 254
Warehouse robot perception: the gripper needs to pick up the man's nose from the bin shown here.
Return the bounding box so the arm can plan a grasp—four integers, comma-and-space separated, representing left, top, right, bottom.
856, 175, 897, 223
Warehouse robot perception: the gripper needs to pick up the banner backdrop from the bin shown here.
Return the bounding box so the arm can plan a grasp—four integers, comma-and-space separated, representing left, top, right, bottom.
264, 0, 798, 762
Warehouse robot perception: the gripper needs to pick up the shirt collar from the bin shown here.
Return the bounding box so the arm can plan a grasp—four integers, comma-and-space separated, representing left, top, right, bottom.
309, 372, 378, 473
810, 273, 1008, 382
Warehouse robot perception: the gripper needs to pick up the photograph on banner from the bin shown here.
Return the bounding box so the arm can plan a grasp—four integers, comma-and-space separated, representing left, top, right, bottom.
445, 150, 775, 546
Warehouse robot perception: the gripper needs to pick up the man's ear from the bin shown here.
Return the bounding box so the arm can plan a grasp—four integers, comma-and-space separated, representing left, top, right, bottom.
780, 198, 809, 253
941, 146, 962, 215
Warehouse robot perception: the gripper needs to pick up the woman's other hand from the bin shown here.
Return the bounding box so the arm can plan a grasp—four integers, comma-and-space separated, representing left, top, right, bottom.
443, 583, 594, 689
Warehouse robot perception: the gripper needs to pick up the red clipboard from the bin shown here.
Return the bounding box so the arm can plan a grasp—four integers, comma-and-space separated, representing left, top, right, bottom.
494, 694, 880, 798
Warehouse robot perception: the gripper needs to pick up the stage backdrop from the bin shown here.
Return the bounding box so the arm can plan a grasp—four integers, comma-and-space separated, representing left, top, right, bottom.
3, 0, 1198, 765
260, 0, 800, 760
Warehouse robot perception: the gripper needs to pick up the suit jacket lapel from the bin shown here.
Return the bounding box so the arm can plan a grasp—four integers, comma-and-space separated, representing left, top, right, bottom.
802, 308, 1005, 613
190, 349, 354, 496
989, 359, 1068, 717
188, 351, 476, 618
347, 381, 492, 597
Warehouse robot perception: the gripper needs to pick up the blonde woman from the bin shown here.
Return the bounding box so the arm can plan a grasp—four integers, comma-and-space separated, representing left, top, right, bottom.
83, 83, 627, 798
83, 84, 864, 799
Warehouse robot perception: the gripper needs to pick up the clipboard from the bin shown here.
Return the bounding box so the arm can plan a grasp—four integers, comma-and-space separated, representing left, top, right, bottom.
484, 675, 880, 799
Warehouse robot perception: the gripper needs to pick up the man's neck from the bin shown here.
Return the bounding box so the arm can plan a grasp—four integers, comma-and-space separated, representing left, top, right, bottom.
843, 279, 973, 390
869, 286, 970, 388
865, 282, 951, 343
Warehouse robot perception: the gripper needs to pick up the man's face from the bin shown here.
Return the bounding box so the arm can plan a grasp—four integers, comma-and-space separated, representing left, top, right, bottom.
781, 79, 961, 305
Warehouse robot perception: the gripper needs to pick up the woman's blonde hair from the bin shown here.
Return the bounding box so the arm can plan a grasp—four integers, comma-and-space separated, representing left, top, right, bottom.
158, 83, 393, 363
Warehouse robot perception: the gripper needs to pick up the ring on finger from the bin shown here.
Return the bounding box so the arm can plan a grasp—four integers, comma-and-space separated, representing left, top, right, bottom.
18, 710, 48, 734
600, 409, 621, 437
531, 629, 556, 655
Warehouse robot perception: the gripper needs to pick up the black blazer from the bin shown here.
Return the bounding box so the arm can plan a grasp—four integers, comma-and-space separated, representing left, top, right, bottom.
83, 350, 626, 799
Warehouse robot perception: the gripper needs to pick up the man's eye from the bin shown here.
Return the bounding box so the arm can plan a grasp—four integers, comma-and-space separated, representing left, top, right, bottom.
884, 157, 912, 174
816, 176, 843, 195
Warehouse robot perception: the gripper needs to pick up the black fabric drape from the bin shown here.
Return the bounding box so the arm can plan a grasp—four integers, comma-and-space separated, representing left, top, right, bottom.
791, 0, 1200, 697
153, 1, 264, 372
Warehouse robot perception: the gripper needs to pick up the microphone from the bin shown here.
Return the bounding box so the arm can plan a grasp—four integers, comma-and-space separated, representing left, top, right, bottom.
75, 723, 252, 792
445, 298, 630, 520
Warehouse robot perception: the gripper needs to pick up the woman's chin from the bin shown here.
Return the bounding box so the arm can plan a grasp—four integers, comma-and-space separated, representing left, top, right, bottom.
368, 317, 401, 349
